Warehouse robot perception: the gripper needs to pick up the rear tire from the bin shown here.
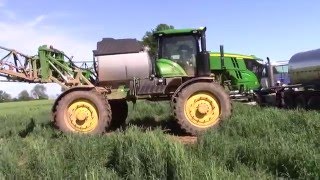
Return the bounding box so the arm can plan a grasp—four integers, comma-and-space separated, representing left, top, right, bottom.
173, 82, 232, 136
53, 90, 111, 134
109, 99, 128, 130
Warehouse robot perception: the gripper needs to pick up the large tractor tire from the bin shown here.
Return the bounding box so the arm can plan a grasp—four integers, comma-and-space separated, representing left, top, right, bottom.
53, 90, 112, 134
173, 82, 232, 136
109, 99, 128, 130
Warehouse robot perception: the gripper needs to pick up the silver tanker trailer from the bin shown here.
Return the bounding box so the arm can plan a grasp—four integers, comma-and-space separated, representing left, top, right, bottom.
255, 48, 320, 110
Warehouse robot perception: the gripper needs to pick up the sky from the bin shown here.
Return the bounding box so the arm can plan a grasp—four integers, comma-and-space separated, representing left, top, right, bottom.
0, 0, 320, 98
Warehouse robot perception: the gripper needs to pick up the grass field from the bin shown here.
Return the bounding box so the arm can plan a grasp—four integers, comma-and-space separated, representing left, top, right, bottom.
0, 100, 319, 179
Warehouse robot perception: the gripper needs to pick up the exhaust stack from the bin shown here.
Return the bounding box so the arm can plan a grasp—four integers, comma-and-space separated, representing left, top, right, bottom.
267, 57, 274, 87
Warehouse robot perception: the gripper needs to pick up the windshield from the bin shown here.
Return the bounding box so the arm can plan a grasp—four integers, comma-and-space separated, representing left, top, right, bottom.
244, 59, 266, 80
160, 35, 198, 76
274, 64, 289, 84
274, 65, 288, 74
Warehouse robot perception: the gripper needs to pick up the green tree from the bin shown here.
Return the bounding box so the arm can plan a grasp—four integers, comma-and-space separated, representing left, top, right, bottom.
0, 90, 11, 102
18, 90, 31, 101
31, 84, 48, 99
142, 23, 174, 59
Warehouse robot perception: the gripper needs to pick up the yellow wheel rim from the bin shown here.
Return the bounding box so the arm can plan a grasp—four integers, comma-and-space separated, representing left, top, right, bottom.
65, 99, 99, 133
184, 91, 220, 128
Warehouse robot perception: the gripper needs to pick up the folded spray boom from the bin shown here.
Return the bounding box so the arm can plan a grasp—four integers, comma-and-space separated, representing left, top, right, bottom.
0, 45, 95, 89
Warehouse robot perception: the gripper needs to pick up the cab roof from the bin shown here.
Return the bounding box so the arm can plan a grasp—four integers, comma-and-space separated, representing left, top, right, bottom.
210, 51, 263, 61
154, 27, 206, 37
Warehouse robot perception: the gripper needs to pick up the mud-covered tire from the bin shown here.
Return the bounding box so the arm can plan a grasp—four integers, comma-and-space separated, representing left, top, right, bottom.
109, 99, 128, 130
53, 90, 111, 134
173, 82, 232, 136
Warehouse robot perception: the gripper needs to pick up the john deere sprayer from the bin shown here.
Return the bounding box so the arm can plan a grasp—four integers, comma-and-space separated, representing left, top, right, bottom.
0, 27, 233, 135
209, 52, 265, 100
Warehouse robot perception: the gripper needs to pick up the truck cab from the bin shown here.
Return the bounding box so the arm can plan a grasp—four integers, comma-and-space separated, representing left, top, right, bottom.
273, 61, 290, 86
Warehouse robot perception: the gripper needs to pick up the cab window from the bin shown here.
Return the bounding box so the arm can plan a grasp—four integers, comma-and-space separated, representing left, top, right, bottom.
160, 35, 198, 75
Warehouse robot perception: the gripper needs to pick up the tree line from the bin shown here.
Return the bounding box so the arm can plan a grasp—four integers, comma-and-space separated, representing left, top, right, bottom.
141, 23, 175, 59
0, 84, 49, 103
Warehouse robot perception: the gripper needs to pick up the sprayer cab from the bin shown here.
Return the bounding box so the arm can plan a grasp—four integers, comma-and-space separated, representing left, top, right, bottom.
153, 27, 211, 78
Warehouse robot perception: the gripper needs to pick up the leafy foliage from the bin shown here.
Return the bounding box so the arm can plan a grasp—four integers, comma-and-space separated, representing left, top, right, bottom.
142, 23, 174, 59
0, 90, 11, 102
31, 84, 48, 99
18, 90, 32, 101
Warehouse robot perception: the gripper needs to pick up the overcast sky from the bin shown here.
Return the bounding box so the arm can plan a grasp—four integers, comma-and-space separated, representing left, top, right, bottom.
0, 0, 319, 98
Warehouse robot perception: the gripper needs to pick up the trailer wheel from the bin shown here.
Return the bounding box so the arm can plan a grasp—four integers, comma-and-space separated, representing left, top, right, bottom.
295, 95, 307, 109
109, 99, 128, 130
253, 93, 265, 107
308, 96, 320, 110
53, 90, 111, 134
283, 90, 296, 109
173, 82, 232, 136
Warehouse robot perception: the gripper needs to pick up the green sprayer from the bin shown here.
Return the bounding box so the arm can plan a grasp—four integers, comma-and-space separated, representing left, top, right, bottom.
0, 27, 265, 135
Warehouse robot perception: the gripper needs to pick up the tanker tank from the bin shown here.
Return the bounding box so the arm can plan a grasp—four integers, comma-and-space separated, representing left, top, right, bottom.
93, 38, 152, 83
289, 48, 320, 86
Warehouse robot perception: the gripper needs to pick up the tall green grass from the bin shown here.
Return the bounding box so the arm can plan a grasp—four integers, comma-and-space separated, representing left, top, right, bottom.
0, 100, 319, 179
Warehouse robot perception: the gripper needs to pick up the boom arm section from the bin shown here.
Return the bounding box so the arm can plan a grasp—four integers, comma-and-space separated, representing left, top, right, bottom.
0, 45, 95, 90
